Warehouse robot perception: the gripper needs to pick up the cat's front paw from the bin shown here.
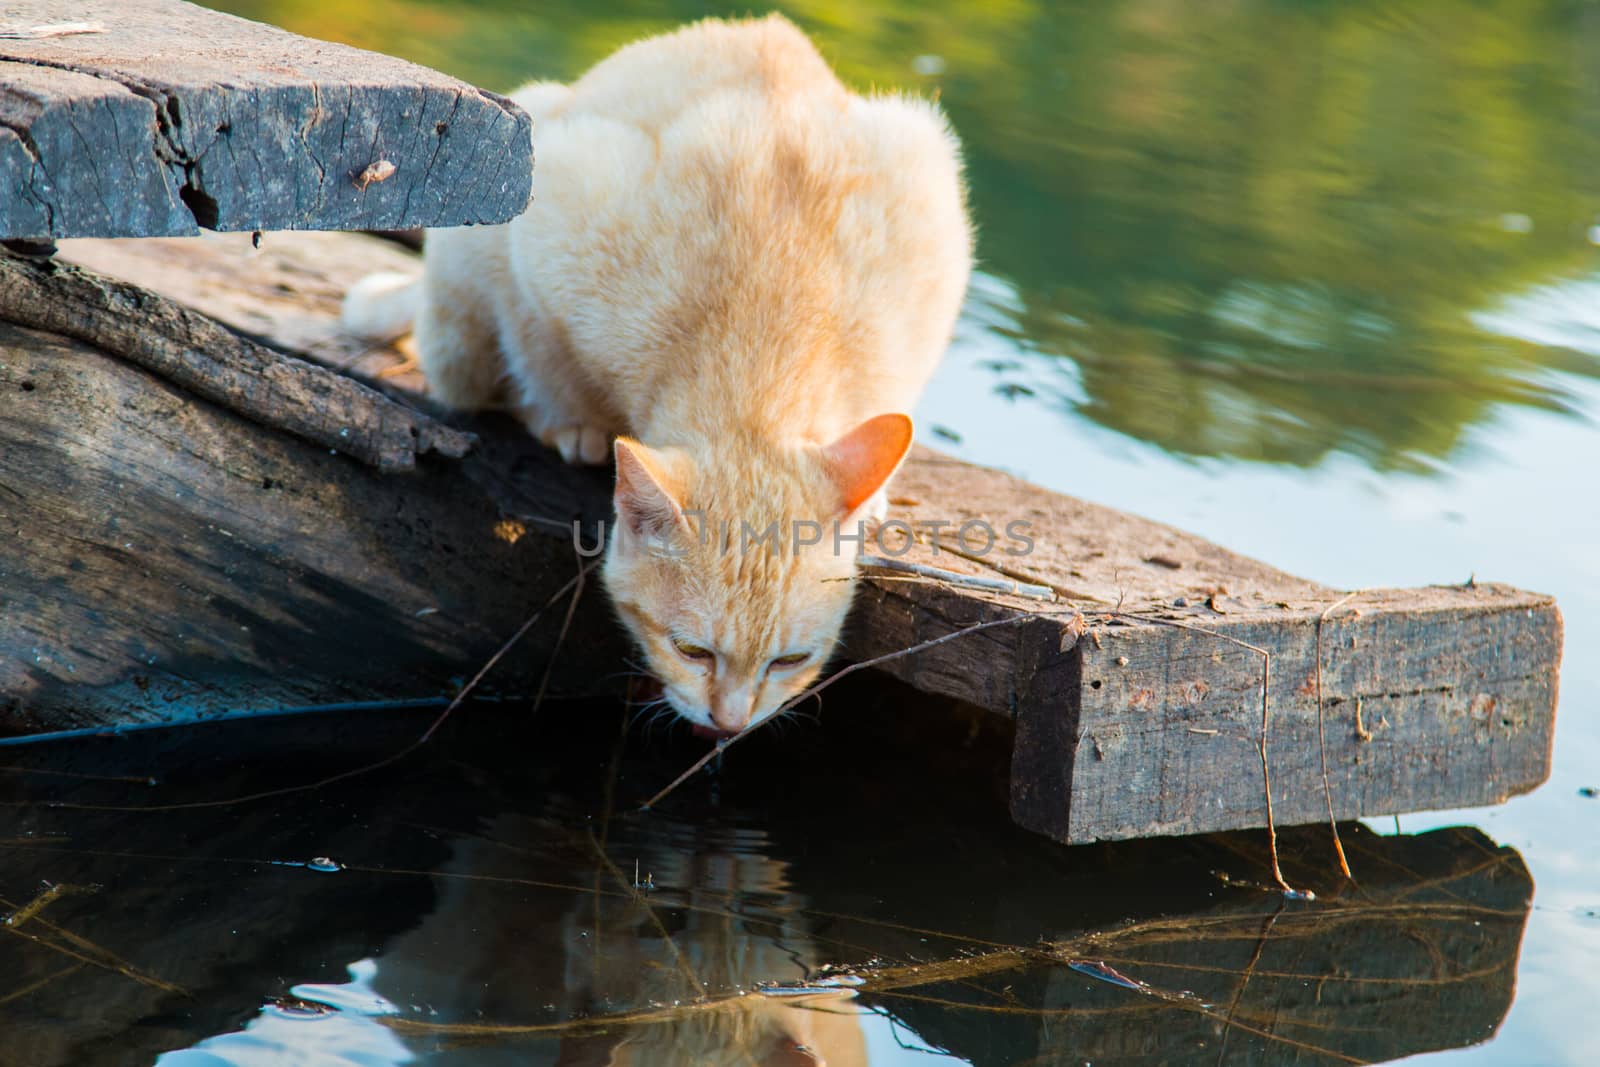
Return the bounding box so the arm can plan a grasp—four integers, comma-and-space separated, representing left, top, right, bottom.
541, 425, 614, 466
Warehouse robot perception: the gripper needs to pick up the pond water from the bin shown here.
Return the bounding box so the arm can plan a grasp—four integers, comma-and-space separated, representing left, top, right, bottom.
5, 1, 1598, 1063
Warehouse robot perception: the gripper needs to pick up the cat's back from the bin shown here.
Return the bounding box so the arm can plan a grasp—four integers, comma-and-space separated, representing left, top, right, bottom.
557, 14, 847, 133
512, 15, 970, 438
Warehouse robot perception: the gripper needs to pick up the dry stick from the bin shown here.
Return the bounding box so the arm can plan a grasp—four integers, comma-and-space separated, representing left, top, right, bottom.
1100, 611, 1302, 899
640, 593, 1307, 899
0, 897, 185, 993
33, 568, 586, 813
856, 555, 1057, 601
2, 882, 71, 928
0, 765, 156, 785
0, 964, 81, 1008
530, 556, 595, 717
639, 611, 1067, 810
584, 829, 707, 999
1315, 591, 1364, 882
1213, 905, 1282, 1067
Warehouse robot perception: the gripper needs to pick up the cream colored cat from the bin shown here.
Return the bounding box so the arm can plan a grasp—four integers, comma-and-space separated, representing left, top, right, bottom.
343, 15, 972, 735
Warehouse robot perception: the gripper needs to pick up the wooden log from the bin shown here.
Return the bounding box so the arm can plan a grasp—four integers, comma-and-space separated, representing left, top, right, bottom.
0, 315, 620, 730
0, 254, 472, 471
0, 0, 531, 239
0, 230, 1563, 845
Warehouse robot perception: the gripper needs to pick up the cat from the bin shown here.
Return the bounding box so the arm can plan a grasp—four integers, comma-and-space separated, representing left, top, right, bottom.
342, 15, 972, 736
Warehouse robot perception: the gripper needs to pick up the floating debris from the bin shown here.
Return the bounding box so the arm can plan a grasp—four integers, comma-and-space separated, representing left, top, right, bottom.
268, 856, 344, 873
1068, 959, 1146, 992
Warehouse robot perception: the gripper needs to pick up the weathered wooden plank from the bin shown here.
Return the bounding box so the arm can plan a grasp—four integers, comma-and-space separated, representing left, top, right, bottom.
1028, 588, 1560, 842
6, 231, 1564, 846
849, 456, 1562, 841
0, 318, 618, 731
0, 0, 531, 239
0, 253, 472, 471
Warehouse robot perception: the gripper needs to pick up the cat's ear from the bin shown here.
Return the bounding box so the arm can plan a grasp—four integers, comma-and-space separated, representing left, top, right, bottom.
821, 412, 915, 515
613, 437, 689, 545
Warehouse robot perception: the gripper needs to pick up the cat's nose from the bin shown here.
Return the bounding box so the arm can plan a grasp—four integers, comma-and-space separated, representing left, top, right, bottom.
708, 686, 755, 734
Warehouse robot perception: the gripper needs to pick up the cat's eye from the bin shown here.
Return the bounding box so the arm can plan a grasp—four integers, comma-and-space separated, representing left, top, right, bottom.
672, 638, 715, 663
769, 652, 812, 670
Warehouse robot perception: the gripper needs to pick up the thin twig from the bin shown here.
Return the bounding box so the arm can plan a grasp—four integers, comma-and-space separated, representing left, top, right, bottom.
531, 556, 595, 717
584, 830, 706, 998
1316, 591, 1363, 881
0, 765, 155, 785
3, 882, 72, 928
856, 555, 1057, 601
1214, 903, 1282, 1066
639, 611, 1064, 809
29, 568, 586, 813
0, 896, 184, 993
1102, 611, 1301, 898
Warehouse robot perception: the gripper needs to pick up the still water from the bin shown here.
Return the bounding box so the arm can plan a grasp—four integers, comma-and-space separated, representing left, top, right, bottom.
6, 1, 1599, 1063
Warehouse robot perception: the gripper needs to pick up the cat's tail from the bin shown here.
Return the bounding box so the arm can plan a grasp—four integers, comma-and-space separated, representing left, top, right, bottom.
341, 271, 420, 341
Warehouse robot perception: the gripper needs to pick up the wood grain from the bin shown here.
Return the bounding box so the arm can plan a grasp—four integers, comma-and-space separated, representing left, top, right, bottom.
0, 0, 531, 238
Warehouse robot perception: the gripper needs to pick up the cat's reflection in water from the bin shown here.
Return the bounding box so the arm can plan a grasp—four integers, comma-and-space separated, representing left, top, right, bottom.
372, 814, 869, 1066
555, 995, 865, 1067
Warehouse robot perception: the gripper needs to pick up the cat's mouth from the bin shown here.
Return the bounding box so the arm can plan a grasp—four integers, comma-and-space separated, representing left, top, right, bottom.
634, 676, 740, 740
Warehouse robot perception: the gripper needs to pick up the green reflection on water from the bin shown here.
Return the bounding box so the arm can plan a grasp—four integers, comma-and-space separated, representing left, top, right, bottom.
209, 0, 1600, 470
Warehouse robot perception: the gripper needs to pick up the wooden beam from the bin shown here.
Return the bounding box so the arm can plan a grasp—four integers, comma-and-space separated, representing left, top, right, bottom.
848, 460, 1562, 842
0, 0, 531, 239
1, 231, 1563, 845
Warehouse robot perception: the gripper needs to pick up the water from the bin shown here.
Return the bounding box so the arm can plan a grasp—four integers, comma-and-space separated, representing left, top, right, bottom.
5, 0, 1598, 1062
0, 699, 1543, 1065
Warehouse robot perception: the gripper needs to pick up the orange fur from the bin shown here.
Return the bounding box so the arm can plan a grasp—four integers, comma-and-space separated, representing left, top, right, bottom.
343, 15, 972, 733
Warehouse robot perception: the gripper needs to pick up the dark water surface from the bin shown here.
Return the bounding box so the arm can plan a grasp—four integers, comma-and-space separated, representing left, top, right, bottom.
4, 1, 1597, 1063
0, 694, 1537, 1065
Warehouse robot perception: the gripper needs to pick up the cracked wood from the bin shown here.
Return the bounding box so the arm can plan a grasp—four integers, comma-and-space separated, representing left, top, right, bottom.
0, 0, 531, 238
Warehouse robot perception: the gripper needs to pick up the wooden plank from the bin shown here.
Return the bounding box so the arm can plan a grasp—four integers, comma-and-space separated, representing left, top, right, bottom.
0, 253, 472, 471
0, 0, 531, 239
855, 454, 1562, 841
0, 247, 620, 728
0, 318, 621, 729
4, 231, 1563, 845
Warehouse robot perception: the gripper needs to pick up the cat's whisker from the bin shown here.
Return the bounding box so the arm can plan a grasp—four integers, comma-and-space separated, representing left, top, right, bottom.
641, 612, 1081, 810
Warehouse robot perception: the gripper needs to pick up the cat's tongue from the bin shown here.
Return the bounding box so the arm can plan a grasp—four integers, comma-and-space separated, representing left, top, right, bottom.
691, 723, 739, 741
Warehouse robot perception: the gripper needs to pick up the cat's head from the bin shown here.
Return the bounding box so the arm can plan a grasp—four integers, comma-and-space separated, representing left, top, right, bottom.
603, 414, 914, 735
